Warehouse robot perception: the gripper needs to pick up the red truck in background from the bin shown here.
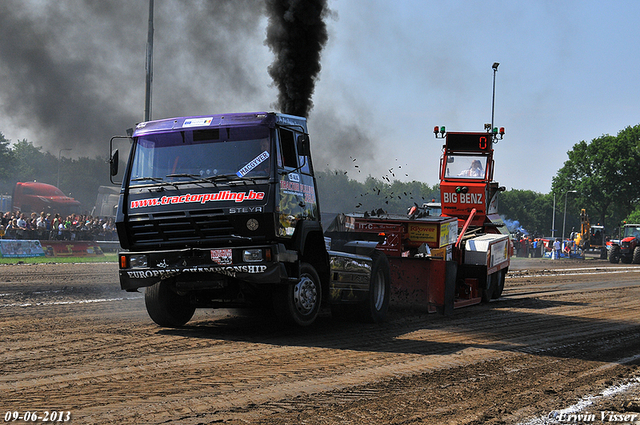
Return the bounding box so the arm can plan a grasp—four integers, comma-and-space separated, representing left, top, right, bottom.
11, 182, 81, 216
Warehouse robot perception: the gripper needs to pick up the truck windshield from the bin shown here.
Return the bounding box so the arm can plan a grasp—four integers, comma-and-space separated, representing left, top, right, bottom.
445, 155, 487, 179
129, 126, 271, 185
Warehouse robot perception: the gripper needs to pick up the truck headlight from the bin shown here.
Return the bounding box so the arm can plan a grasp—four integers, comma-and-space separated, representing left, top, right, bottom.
129, 254, 148, 268
243, 249, 263, 262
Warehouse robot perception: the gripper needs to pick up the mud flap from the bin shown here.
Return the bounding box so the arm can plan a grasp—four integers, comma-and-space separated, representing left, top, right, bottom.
441, 261, 458, 316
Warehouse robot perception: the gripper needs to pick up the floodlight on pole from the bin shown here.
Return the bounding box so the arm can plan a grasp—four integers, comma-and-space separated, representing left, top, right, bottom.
491, 62, 499, 135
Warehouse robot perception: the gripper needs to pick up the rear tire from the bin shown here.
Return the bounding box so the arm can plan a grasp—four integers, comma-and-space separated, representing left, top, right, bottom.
492, 269, 506, 299
633, 247, 640, 264
358, 251, 391, 323
481, 273, 497, 303
145, 280, 195, 327
274, 262, 321, 326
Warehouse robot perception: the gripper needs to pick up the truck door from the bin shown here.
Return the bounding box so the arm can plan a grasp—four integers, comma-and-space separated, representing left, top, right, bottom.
276, 127, 319, 238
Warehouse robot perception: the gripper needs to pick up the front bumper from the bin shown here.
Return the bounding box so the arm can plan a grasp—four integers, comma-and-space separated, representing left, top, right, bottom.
119, 245, 294, 291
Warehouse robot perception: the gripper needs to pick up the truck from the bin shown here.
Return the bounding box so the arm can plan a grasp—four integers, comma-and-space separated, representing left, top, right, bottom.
11, 182, 81, 217
110, 112, 391, 327
608, 223, 640, 264
110, 113, 512, 327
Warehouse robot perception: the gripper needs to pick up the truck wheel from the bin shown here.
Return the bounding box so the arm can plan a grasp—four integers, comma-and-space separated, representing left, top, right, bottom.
633, 247, 640, 264
274, 262, 321, 326
481, 273, 497, 303
145, 281, 195, 327
492, 269, 506, 299
358, 251, 390, 323
609, 246, 620, 263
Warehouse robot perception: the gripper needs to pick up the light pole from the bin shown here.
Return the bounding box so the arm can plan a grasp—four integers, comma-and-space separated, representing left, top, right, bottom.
551, 193, 556, 238
57, 148, 72, 188
144, 0, 154, 122
491, 62, 499, 132
562, 190, 577, 241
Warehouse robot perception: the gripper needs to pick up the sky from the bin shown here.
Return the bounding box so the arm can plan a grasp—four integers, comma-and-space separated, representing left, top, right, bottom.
0, 0, 638, 194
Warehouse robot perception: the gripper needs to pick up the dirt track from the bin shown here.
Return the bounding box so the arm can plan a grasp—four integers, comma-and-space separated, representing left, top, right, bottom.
2, 258, 640, 424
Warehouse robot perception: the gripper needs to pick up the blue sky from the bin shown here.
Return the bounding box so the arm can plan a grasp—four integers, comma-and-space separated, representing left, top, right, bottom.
310, 0, 640, 193
0, 0, 638, 194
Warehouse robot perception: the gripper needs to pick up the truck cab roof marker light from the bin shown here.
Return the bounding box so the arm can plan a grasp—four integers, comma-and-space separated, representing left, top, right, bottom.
434, 126, 446, 139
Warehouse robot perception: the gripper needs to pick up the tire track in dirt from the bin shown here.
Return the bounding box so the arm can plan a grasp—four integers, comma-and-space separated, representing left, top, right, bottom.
3, 262, 640, 423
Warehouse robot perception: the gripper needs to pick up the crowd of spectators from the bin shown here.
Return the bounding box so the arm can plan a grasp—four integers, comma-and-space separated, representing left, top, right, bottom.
0, 211, 118, 241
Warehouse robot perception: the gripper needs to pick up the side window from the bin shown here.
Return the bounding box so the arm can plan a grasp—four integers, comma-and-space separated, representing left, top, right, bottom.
277, 128, 312, 175
297, 137, 311, 175
279, 129, 298, 169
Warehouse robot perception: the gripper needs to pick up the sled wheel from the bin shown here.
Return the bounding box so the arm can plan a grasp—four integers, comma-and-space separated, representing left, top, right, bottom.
358, 251, 391, 323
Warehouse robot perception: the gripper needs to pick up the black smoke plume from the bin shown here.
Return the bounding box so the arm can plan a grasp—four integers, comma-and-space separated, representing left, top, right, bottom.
265, 0, 329, 117
0, 0, 265, 157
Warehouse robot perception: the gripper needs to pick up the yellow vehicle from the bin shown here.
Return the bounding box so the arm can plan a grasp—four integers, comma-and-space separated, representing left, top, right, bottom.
573, 209, 607, 259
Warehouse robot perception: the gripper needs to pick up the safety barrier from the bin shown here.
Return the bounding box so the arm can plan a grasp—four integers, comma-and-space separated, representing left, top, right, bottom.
0, 240, 109, 258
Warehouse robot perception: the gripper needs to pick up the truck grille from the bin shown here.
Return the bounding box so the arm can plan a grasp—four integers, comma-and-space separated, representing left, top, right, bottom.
126, 209, 233, 248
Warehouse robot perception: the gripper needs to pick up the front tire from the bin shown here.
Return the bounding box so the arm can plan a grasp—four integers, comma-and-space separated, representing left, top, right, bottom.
274, 262, 321, 326
609, 246, 620, 263
145, 280, 195, 327
358, 251, 391, 323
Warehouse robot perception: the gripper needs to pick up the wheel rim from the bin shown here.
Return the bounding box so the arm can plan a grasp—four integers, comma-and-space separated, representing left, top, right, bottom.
371, 270, 386, 311
293, 275, 318, 316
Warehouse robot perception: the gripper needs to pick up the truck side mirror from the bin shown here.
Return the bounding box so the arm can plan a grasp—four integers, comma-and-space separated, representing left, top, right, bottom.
297, 134, 310, 156
110, 149, 119, 176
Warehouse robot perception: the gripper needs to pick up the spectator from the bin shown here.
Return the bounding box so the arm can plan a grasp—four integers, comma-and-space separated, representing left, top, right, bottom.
57, 220, 65, 240
6, 218, 18, 239
553, 238, 561, 259
16, 213, 27, 229
36, 212, 48, 239
0, 211, 9, 227
0, 210, 117, 241
16, 214, 28, 239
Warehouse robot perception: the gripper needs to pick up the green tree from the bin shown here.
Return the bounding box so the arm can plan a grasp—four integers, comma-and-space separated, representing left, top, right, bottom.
0, 132, 15, 184
10, 139, 58, 184
625, 208, 640, 225
315, 170, 440, 216
499, 189, 563, 236
552, 125, 640, 228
